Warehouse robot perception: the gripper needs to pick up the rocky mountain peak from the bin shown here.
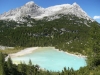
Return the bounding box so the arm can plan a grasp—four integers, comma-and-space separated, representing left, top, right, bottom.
25, 1, 39, 8
25, 1, 34, 5
0, 1, 94, 21
72, 2, 79, 6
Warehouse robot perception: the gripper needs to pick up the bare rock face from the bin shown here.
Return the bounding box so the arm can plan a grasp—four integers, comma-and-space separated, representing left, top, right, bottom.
0, 1, 94, 21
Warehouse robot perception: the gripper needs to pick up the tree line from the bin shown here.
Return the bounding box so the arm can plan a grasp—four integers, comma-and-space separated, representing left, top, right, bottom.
0, 14, 100, 75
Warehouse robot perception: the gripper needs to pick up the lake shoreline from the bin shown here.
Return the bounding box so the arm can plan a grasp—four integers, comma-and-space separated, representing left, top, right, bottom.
5, 47, 86, 62
54, 48, 87, 58
5, 47, 39, 61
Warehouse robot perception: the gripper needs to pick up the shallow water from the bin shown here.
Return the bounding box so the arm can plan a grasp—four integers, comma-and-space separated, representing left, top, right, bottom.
11, 47, 86, 72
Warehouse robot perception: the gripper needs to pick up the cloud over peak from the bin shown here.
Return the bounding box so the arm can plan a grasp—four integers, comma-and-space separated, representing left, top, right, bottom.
93, 16, 100, 19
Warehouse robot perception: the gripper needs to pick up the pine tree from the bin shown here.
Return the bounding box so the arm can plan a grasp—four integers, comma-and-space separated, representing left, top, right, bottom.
0, 53, 5, 75
27, 60, 35, 75
7, 57, 13, 75
87, 23, 100, 68
17, 62, 25, 75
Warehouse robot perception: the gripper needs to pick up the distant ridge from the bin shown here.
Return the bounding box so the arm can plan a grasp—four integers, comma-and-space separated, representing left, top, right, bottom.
0, 1, 94, 21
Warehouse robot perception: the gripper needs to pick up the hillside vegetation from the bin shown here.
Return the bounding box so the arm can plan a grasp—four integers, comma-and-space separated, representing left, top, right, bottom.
0, 14, 100, 75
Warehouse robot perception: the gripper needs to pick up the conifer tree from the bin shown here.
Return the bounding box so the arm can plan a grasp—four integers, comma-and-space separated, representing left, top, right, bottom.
0, 53, 5, 75
7, 57, 13, 75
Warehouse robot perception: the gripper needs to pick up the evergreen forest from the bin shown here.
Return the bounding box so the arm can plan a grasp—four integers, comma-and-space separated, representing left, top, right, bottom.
0, 14, 100, 75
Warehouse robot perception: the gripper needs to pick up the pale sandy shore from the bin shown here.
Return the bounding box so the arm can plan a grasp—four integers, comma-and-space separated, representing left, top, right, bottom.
5, 47, 86, 62
54, 48, 87, 58
65, 51, 87, 58
5, 47, 38, 61
10, 47, 38, 57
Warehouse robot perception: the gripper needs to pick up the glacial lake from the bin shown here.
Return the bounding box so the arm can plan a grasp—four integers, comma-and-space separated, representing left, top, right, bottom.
11, 47, 86, 72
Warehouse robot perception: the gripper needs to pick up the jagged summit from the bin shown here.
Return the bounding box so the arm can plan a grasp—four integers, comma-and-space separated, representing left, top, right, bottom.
0, 1, 94, 21
72, 2, 79, 6
25, 1, 39, 8
0, 1, 44, 21
25, 1, 35, 7
72, 2, 81, 9
25, 1, 34, 5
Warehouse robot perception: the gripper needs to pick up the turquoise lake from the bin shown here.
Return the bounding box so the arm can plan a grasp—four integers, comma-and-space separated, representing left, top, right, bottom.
11, 47, 86, 72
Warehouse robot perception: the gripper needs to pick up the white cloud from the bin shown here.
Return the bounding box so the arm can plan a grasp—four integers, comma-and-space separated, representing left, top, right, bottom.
93, 16, 100, 19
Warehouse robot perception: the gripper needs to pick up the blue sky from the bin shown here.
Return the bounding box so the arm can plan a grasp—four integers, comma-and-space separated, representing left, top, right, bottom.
0, 0, 100, 23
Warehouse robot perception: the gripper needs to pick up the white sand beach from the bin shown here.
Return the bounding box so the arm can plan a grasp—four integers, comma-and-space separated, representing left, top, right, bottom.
5, 47, 38, 61
65, 51, 87, 58
54, 48, 86, 58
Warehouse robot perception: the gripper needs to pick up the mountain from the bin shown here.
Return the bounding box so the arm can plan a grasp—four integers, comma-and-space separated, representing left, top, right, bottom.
0, 1, 44, 21
0, 1, 94, 21
0, 1, 99, 51
1, 1, 100, 75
